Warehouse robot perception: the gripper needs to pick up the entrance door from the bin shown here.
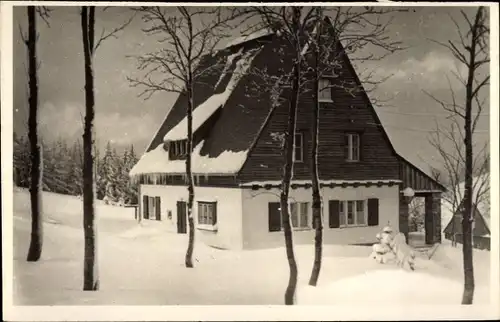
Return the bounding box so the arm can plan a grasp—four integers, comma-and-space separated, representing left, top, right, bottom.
177, 201, 187, 234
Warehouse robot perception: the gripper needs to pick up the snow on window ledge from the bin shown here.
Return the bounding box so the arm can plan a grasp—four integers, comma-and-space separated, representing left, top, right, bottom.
336, 224, 369, 229
271, 227, 313, 233
197, 224, 218, 232
318, 99, 334, 103
293, 227, 313, 232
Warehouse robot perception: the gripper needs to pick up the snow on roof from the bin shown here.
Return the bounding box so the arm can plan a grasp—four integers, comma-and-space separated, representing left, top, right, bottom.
224, 28, 274, 49
163, 47, 260, 142
129, 141, 249, 176
239, 179, 401, 187
453, 174, 490, 228
300, 25, 318, 56
441, 174, 491, 232
441, 199, 455, 231
214, 48, 244, 89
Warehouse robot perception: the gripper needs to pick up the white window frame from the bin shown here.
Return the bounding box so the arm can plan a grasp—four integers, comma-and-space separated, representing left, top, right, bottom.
339, 200, 367, 228
318, 78, 333, 102
197, 201, 217, 230
346, 133, 360, 162
293, 132, 304, 163
148, 196, 156, 220
290, 202, 311, 230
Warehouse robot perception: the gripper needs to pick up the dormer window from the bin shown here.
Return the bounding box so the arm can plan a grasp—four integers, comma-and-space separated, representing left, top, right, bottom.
167, 140, 188, 160
319, 78, 333, 102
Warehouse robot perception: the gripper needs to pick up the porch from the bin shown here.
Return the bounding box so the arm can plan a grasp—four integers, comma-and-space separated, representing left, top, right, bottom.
397, 156, 447, 246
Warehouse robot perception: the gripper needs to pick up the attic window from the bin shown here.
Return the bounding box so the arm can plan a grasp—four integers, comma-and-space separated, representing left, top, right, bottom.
168, 140, 188, 160
319, 78, 332, 102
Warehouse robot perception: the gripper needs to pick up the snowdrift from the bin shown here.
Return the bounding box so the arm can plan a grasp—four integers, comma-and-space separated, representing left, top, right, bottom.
298, 269, 489, 305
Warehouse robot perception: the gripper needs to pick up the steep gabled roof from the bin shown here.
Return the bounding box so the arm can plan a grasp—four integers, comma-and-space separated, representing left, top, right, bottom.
130, 34, 277, 176
442, 199, 491, 237
163, 47, 260, 142
130, 20, 447, 190
442, 174, 490, 236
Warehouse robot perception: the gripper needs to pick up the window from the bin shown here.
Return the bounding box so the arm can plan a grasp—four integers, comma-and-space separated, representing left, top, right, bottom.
168, 140, 188, 160
290, 202, 310, 229
268, 202, 310, 231
294, 132, 304, 162
197, 201, 217, 226
338, 200, 367, 227
319, 78, 332, 101
345, 133, 360, 162
143, 195, 161, 221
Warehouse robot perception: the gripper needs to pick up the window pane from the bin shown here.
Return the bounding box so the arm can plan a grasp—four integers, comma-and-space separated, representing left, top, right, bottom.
356, 200, 364, 212
294, 134, 302, 161
207, 204, 213, 224
357, 210, 365, 225
290, 203, 298, 228
347, 134, 353, 160
210, 204, 215, 225
353, 134, 359, 160
356, 201, 365, 225
339, 202, 346, 226
300, 203, 308, 228
347, 201, 354, 225
319, 79, 330, 100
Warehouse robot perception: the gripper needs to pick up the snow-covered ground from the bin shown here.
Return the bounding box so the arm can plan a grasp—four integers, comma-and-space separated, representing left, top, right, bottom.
12, 188, 492, 306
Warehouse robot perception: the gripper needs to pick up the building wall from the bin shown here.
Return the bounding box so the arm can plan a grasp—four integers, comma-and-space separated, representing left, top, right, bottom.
238, 25, 400, 183
140, 184, 244, 250
241, 184, 400, 249
444, 233, 491, 251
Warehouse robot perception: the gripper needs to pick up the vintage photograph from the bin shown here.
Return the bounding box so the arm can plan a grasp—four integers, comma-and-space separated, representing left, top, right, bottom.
2, 1, 497, 317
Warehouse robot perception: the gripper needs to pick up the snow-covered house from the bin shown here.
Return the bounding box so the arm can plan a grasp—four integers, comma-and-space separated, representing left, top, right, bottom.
129, 20, 446, 250
442, 175, 490, 250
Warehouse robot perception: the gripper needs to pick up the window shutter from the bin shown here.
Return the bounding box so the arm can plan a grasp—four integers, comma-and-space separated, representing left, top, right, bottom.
367, 198, 379, 226
212, 203, 218, 225
268, 202, 281, 232
155, 196, 161, 221
143, 195, 149, 219
329, 200, 340, 228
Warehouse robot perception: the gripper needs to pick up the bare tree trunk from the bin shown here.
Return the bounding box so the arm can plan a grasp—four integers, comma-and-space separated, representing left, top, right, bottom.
81, 6, 99, 291
184, 14, 196, 268
452, 216, 456, 247
282, 10, 301, 304
309, 11, 323, 287
185, 82, 195, 268
26, 6, 43, 262
461, 53, 475, 306
459, 8, 486, 305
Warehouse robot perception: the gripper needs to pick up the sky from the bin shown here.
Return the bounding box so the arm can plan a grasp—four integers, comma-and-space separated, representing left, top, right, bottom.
12, 5, 491, 173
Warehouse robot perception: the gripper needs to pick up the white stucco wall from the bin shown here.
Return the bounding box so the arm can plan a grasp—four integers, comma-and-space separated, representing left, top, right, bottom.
241, 185, 400, 249
140, 184, 244, 250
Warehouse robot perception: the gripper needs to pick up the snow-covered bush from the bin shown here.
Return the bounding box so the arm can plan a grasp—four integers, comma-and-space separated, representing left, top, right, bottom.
370, 226, 395, 264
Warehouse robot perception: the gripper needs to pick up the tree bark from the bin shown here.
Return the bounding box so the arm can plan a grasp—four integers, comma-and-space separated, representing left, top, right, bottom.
81, 6, 99, 291
461, 8, 482, 306
184, 14, 196, 269
185, 83, 195, 268
309, 13, 323, 287
282, 9, 301, 304
26, 6, 43, 262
